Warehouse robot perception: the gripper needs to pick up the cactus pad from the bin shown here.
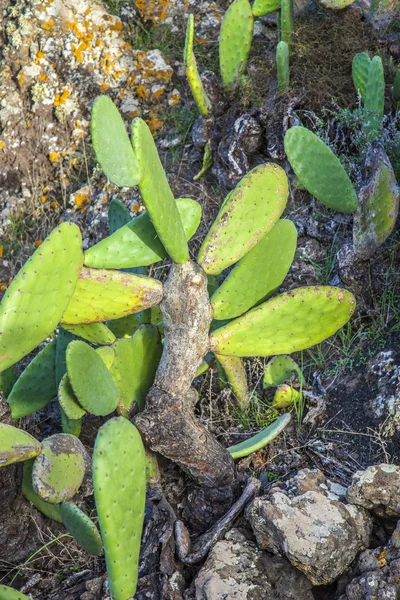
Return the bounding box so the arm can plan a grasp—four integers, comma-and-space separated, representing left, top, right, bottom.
93, 417, 146, 600
0, 365, 16, 399
277, 40, 289, 94
58, 373, 87, 420
61, 267, 162, 325
284, 126, 358, 213
108, 198, 132, 234
219, 0, 254, 93
106, 314, 141, 339
32, 433, 86, 503
317, 0, 355, 7
211, 219, 297, 320
61, 323, 116, 346
131, 117, 189, 264
215, 354, 250, 409
60, 408, 82, 437
0, 585, 30, 599
56, 329, 77, 387
7, 339, 57, 419
198, 163, 288, 275
184, 14, 212, 117
0, 423, 41, 467
364, 56, 385, 138
227, 413, 291, 458
0, 223, 83, 373
22, 458, 63, 522
210, 286, 356, 357
352, 52, 370, 102
272, 384, 301, 408
280, 0, 293, 46
60, 502, 103, 556
84, 198, 201, 270
263, 354, 304, 387
67, 341, 120, 416
91, 96, 141, 187
252, 0, 281, 16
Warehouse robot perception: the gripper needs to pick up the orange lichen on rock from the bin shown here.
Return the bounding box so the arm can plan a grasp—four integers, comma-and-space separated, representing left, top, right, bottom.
134, 0, 173, 25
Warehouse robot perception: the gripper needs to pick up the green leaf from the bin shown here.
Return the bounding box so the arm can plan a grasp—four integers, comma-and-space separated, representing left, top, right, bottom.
227, 413, 291, 458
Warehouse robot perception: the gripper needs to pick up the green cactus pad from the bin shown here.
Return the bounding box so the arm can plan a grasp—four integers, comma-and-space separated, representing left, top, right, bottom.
353, 145, 399, 260
61, 267, 163, 325
284, 127, 358, 213
210, 286, 356, 357
67, 341, 120, 416
22, 458, 63, 522
0, 423, 41, 467
198, 163, 288, 275
60, 408, 82, 437
352, 52, 370, 102
7, 340, 57, 418
277, 40, 289, 94
211, 219, 297, 320
0, 585, 30, 599
263, 355, 304, 387
131, 117, 189, 264
193, 142, 213, 182
60, 502, 103, 556
58, 373, 87, 420
317, 0, 355, 8
56, 329, 77, 387
184, 14, 212, 117
219, 0, 254, 93
195, 352, 214, 376
96, 345, 117, 370
252, 0, 281, 16
93, 417, 146, 600
61, 323, 116, 346
32, 433, 86, 503
107, 314, 141, 338
84, 198, 201, 270
0, 223, 83, 373
364, 56, 385, 138
227, 413, 291, 458
124, 325, 162, 411
91, 95, 141, 188
280, 0, 293, 46
0, 365, 16, 399
215, 354, 250, 409
393, 70, 400, 108
108, 198, 132, 234
271, 384, 301, 408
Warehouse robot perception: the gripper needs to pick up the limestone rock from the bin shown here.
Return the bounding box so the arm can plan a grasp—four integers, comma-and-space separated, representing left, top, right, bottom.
347, 464, 400, 516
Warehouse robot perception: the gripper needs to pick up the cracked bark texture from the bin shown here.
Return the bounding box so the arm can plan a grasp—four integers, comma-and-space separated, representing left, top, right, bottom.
135, 261, 236, 488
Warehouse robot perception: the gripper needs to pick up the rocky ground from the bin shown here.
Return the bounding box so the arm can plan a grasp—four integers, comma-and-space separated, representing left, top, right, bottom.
1, 0, 400, 598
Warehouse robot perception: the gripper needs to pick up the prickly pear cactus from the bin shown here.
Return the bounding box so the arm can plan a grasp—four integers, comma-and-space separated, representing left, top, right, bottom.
93, 417, 146, 600
22, 459, 63, 522
353, 143, 400, 260
61, 323, 116, 346
55, 329, 77, 387
272, 384, 301, 408
32, 433, 86, 504
108, 198, 132, 234
131, 117, 189, 264
276, 40, 289, 94
7, 339, 57, 419
61, 267, 163, 325
184, 14, 212, 117
219, 0, 254, 93
284, 126, 358, 213
60, 502, 103, 556
210, 286, 356, 356
215, 354, 250, 408
84, 198, 201, 270
67, 341, 120, 416
252, 0, 281, 16
0, 584, 30, 599
364, 55, 385, 138
58, 373, 87, 420
211, 219, 297, 320
263, 355, 304, 387
0, 365, 16, 399
0, 223, 83, 373
91, 95, 141, 188
280, 0, 293, 46
352, 52, 371, 102
227, 413, 291, 458
0, 424, 41, 467
198, 163, 288, 275
317, 0, 355, 7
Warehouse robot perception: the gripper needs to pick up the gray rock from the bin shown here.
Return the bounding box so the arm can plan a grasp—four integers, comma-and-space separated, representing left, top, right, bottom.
347, 464, 400, 516
364, 351, 400, 435
193, 528, 314, 600
246, 469, 373, 585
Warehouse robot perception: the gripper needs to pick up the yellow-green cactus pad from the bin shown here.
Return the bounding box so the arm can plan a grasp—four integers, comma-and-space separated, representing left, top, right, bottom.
32, 433, 86, 504
91, 96, 141, 188
253, 0, 281, 16
58, 373, 87, 420
96, 345, 116, 370
198, 164, 288, 275
219, 0, 254, 93
93, 417, 146, 600
263, 354, 304, 387
84, 198, 201, 270
7, 339, 57, 419
131, 117, 189, 264
67, 341, 120, 416
352, 52, 370, 102
227, 413, 291, 458
284, 127, 358, 213
61, 323, 116, 346
211, 219, 297, 320
61, 267, 163, 325
60, 502, 103, 556
317, 0, 355, 7
271, 383, 301, 408
184, 14, 212, 117
0, 585, 30, 599
0, 223, 83, 373
22, 458, 63, 522
0, 423, 41, 467
108, 198, 132, 234
215, 354, 250, 409
210, 286, 356, 357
